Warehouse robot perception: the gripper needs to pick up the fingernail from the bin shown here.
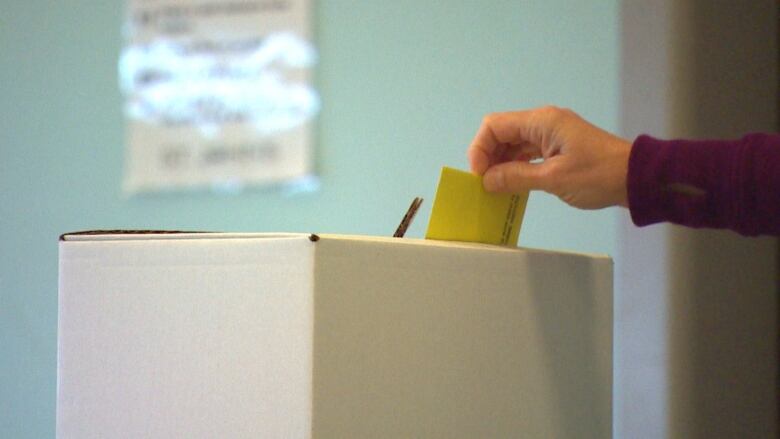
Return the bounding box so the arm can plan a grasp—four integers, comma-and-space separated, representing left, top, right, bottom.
483, 168, 504, 191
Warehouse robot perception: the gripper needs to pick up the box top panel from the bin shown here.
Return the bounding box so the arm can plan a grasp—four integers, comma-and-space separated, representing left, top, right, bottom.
59, 231, 610, 260
60, 230, 305, 242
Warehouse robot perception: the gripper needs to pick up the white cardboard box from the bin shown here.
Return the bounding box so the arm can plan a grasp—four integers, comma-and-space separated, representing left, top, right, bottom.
57, 232, 613, 438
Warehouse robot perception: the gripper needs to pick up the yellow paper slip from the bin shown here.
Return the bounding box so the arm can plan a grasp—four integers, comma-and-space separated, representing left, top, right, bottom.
425, 167, 529, 246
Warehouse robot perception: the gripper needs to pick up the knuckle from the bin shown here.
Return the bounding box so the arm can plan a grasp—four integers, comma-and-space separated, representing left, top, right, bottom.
482, 113, 499, 126
538, 105, 558, 119
539, 162, 562, 192
539, 105, 576, 124
550, 106, 568, 123
557, 106, 574, 115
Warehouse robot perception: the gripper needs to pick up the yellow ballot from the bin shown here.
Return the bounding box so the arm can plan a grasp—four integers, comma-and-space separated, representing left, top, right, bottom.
425, 167, 529, 246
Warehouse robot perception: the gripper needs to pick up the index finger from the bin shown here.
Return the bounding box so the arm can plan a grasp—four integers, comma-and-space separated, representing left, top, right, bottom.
467, 109, 545, 175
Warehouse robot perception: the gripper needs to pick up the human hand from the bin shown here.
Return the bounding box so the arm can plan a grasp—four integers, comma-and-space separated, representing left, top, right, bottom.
467, 106, 632, 209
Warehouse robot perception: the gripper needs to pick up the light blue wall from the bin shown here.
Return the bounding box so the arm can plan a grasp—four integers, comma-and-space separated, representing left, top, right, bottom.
0, 1, 619, 436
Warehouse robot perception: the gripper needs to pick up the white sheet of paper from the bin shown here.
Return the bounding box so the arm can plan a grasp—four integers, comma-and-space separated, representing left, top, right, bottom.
121, 0, 318, 194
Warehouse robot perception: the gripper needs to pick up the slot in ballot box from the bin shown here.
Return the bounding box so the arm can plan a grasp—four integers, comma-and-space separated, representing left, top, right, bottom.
57, 232, 613, 438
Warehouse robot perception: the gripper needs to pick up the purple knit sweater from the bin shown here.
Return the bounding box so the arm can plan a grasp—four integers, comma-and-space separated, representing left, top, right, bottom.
627, 134, 780, 236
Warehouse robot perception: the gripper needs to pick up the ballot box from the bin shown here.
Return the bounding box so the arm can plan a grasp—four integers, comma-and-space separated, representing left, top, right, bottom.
57, 232, 613, 438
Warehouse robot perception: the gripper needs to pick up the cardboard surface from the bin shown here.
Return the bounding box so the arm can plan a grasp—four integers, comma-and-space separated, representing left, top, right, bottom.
58, 233, 612, 438
58, 234, 314, 438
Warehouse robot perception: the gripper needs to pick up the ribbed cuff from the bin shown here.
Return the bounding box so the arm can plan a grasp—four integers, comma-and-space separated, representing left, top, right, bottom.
627, 135, 673, 227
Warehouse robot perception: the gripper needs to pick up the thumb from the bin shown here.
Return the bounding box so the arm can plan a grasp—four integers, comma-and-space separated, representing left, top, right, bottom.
483, 161, 550, 193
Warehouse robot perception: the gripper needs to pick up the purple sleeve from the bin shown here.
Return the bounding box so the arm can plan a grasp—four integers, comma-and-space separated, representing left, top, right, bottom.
627, 133, 780, 236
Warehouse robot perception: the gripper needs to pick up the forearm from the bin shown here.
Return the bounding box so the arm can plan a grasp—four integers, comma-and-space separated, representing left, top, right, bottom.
627, 133, 780, 236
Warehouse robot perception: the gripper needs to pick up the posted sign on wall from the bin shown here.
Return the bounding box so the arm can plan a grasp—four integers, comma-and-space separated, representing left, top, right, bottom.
120, 0, 318, 194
